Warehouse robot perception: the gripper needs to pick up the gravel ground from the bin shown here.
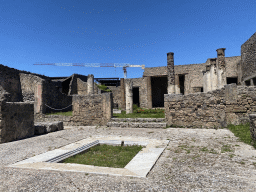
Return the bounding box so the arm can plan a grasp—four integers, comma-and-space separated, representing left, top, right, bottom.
1, 126, 256, 192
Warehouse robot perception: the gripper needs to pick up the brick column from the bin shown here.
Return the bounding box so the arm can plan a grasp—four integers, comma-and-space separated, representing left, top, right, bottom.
167, 52, 175, 94
120, 78, 126, 110
216, 48, 226, 89
125, 79, 133, 114
87, 74, 94, 94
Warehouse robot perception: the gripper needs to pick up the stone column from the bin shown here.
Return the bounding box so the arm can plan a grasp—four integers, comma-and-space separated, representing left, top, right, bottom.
249, 114, 256, 146
125, 79, 133, 114
250, 79, 254, 86
175, 74, 180, 94
216, 48, 226, 89
87, 74, 94, 94
34, 81, 46, 114
120, 78, 126, 110
203, 65, 211, 92
210, 58, 217, 91
167, 52, 175, 94
202, 71, 206, 93
146, 76, 152, 109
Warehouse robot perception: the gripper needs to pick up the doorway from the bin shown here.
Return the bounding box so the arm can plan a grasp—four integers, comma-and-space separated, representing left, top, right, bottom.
179, 75, 185, 95
132, 87, 140, 107
151, 77, 167, 107
227, 77, 238, 84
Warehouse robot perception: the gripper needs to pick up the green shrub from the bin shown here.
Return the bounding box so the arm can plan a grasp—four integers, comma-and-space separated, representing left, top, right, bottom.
96, 83, 112, 92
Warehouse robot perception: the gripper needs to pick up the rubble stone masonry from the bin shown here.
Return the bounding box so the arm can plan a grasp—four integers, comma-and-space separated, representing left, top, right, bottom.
71, 92, 113, 126
241, 32, 256, 81
0, 101, 34, 144
165, 84, 256, 128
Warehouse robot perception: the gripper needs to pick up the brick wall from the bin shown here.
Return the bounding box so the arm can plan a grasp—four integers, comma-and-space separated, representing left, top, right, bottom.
0, 101, 34, 144
165, 84, 256, 128
241, 32, 256, 81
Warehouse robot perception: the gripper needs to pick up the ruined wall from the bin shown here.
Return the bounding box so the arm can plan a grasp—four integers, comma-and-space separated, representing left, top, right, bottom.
71, 93, 113, 126
165, 88, 226, 128
69, 74, 78, 95
143, 63, 207, 94
241, 32, 256, 81
225, 56, 240, 78
94, 83, 100, 94
123, 78, 149, 109
143, 67, 167, 77
34, 80, 72, 114
0, 64, 22, 102
0, 101, 34, 144
165, 84, 256, 128
77, 78, 87, 95
107, 86, 121, 108
19, 73, 45, 102
175, 63, 207, 94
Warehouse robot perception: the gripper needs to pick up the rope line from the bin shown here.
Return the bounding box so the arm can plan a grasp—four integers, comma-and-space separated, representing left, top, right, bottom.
44, 104, 72, 111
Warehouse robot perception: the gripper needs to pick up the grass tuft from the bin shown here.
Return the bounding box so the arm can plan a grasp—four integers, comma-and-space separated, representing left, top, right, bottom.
62, 144, 143, 168
227, 123, 256, 149
46, 111, 72, 116
113, 106, 165, 118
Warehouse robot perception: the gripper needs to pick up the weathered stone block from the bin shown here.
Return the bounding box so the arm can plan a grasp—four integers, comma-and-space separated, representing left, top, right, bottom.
34, 121, 63, 135
34, 124, 46, 135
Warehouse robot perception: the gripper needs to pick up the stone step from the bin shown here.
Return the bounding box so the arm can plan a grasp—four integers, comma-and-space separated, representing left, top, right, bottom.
107, 122, 166, 128
110, 118, 165, 122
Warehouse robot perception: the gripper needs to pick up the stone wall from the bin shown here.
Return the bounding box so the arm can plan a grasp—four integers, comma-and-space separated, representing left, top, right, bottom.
143, 54, 241, 95
241, 32, 256, 81
35, 114, 72, 126
123, 78, 149, 109
107, 86, 121, 108
19, 73, 45, 102
225, 56, 240, 78
71, 93, 113, 126
165, 84, 256, 128
0, 64, 23, 102
143, 67, 167, 77
77, 78, 87, 95
34, 80, 72, 114
0, 101, 34, 143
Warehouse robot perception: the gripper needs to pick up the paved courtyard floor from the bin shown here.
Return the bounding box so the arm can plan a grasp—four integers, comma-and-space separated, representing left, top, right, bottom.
1, 126, 256, 191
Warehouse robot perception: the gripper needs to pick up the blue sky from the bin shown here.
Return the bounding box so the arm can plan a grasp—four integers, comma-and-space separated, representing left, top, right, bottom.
1, 0, 255, 78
